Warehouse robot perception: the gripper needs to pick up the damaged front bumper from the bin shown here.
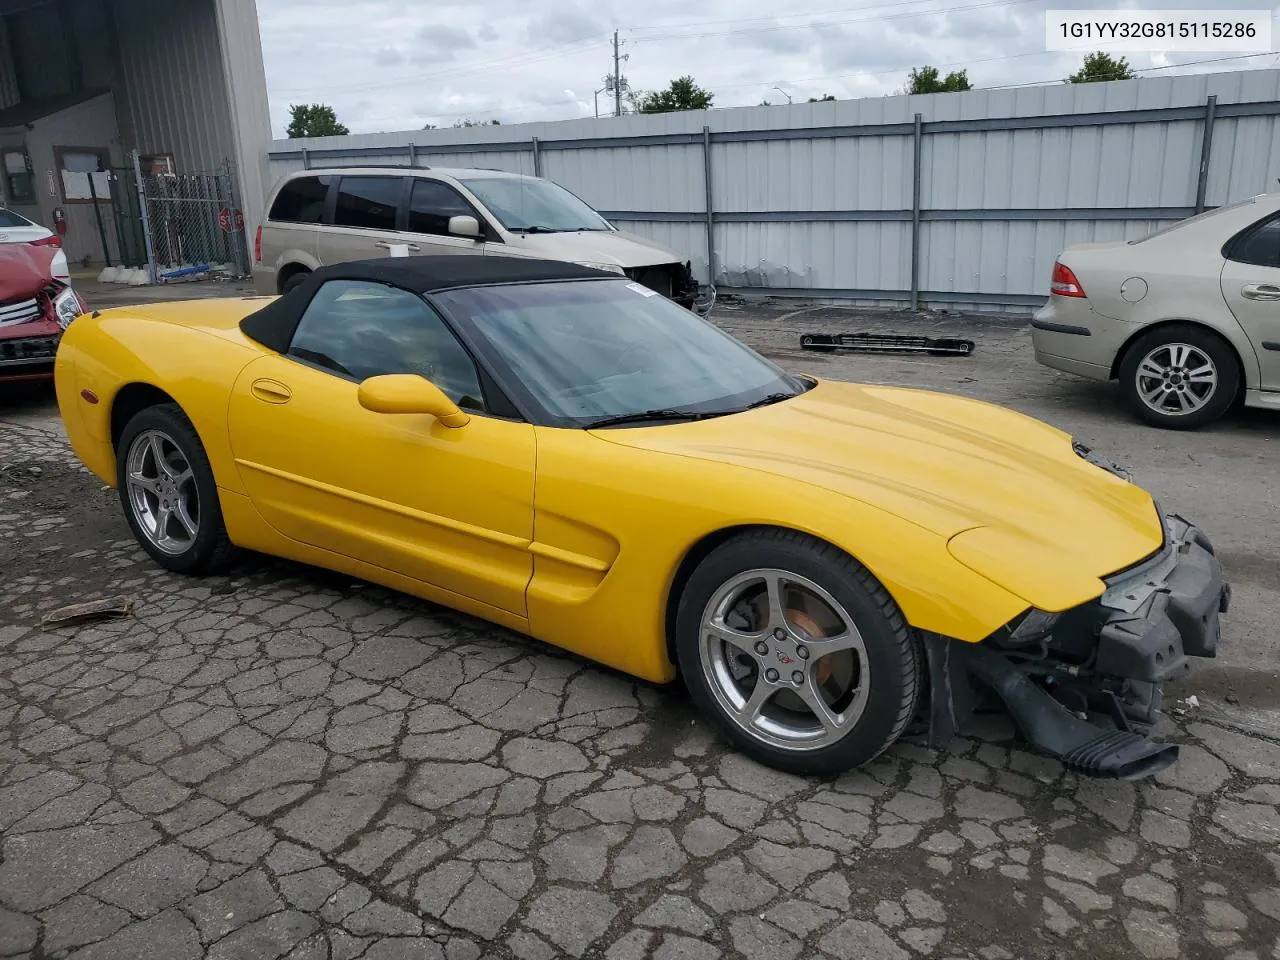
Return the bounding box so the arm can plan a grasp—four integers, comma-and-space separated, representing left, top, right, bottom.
925, 514, 1229, 780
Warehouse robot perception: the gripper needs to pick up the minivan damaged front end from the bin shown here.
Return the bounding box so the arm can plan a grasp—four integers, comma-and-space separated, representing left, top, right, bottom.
925, 511, 1229, 780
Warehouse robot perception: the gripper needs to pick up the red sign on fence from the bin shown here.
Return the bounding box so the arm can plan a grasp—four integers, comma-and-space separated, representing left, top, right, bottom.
218, 207, 245, 233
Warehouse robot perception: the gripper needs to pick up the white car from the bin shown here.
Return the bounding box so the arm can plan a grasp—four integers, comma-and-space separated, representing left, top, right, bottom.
253, 167, 714, 315
1032, 192, 1280, 429
0, 208, 70, 282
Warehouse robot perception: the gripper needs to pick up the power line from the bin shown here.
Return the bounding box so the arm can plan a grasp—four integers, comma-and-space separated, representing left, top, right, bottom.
629, 0, 1042, 43
272, 0, 1041, 96
622, 0, 990, 34
982, 52, 1280, 90
270, 35, 607, 96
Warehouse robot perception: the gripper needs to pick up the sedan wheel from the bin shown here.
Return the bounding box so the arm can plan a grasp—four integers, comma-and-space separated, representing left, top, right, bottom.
1133, 343, 1217, 418
676, 529, 920, 775
1119, 324, 1239, 430
700, 569, 871, 751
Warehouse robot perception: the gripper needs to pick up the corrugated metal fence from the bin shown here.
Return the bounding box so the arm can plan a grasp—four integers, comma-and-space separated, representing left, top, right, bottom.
267, 69, 1280, 312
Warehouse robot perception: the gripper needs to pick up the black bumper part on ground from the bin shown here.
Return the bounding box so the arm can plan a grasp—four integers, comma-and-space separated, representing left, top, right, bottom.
923, 514, 1229, 780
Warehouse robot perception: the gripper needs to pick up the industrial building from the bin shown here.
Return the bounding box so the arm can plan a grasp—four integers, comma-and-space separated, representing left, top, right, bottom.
0, 0, 269, 271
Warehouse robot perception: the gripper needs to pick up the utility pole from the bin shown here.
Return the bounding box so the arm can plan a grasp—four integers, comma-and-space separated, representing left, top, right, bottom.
613, 30, 622, 117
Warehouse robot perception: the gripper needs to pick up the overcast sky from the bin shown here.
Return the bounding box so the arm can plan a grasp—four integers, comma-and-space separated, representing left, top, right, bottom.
258, 0, 1280, 138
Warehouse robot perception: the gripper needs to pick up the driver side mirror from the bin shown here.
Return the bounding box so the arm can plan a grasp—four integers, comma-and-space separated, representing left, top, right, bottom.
448, 215, 482, 239
358, 374, 470, 428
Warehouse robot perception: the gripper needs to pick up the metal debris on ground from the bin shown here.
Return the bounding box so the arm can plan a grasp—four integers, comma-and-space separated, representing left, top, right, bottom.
42, 596, 135, 628
799, 332, 976, 356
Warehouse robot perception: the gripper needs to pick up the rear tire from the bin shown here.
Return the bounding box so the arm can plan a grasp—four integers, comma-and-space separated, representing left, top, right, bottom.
1118, 324, 1238, 430
281, 269, 310, 295
675, 529, 921, 775
116, 403, 235, 574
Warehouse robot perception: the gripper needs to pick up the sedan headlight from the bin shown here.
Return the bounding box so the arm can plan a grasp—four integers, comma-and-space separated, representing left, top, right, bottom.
52, 287, 85, 330
1072, 440, 1130, 481
574, 261, 626, 275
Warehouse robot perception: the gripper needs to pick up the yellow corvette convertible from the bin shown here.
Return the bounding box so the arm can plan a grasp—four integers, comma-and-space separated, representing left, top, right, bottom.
54, 257, 1229, 781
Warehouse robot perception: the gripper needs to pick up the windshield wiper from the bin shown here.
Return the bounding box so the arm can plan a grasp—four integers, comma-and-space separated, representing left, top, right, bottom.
512, 225, 560, 234
584, 409, 717, 429
744, 391, 797, 410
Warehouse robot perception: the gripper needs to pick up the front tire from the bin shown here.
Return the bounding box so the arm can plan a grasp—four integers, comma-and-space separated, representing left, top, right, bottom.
116, 404, 235, 574
1118, 324, 1238, 430
675, 529, 921, 775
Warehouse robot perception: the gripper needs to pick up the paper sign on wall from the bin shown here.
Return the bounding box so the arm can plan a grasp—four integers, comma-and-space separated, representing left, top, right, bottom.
61, 170, 110, 200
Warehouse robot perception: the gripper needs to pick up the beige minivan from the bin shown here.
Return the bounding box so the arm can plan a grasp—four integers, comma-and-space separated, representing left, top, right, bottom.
253, 166, 714, 314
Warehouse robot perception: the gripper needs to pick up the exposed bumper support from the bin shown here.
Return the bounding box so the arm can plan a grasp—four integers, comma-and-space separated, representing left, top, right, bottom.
924, 514, 1229, 780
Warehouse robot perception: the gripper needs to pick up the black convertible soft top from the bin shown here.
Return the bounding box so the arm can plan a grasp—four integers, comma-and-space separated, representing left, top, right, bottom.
240, 255, 613, 354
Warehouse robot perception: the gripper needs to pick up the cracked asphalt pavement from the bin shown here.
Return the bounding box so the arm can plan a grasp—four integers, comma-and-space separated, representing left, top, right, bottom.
2, 300, 1279, 959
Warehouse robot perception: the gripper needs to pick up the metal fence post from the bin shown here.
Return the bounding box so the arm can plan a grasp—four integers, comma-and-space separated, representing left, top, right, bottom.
1195, 94, 1217, 213
301, 146, 311, 170
223, 158, 248, 276
408, 142, 417, 167
910, 113, 923, 311
702, 125, 716, 287
531, 137, 542, 177
86, 168, 112, 267
132, 150, 157, 283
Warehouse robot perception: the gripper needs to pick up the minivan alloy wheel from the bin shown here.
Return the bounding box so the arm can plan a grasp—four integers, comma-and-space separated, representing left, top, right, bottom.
1134, 342, 1218, 416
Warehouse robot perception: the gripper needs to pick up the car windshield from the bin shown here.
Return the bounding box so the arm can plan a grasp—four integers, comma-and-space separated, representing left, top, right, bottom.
458, 177, 612, 233
0, 208, 33, 229
434, 279, 805, 425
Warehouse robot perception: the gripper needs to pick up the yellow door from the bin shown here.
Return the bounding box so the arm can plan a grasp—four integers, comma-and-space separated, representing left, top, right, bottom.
226, 280, 536, 616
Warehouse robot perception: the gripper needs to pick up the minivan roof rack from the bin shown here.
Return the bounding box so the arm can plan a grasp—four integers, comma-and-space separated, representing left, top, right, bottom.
302, 164, 432, 171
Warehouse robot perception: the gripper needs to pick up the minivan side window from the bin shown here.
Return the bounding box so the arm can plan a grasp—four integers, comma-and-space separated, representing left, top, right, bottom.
334, 177, 404, 231
1227, 216, 1280, 269
408, 180, 480, 237
269, 175, 331, 224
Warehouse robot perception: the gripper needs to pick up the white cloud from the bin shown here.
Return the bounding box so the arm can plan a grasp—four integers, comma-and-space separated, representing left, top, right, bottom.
259, 0, 1280, 136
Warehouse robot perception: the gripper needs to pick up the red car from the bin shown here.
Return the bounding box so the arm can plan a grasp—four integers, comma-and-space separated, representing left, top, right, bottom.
0, 245, 86, 383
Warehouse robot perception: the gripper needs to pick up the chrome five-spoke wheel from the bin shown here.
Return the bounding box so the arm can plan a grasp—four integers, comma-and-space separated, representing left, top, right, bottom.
676, 530, 920, 775
700, 569, 871, 751
117, 403, 234, 573
125, 429, 201, 555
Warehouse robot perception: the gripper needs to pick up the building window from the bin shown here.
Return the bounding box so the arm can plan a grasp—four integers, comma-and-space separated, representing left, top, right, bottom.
54, 146, 111, 203
2, 149, 35, 205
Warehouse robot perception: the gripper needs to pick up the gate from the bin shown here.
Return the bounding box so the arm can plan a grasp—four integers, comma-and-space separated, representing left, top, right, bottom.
128, 152, 250, 282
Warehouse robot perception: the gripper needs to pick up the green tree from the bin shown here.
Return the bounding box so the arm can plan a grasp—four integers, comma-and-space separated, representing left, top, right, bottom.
906, 66, 972, 94
1067, 51, 1134, 83
632, 75, 714, 114
453, 118, 501, 127
808, 94, 837, 102
286, 103, 349, 139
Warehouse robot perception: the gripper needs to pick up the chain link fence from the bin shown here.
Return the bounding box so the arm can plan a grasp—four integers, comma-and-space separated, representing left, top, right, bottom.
110, 151, 250, 284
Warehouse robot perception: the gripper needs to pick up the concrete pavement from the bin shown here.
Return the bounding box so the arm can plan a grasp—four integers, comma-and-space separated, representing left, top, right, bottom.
1, 300, 1278, 959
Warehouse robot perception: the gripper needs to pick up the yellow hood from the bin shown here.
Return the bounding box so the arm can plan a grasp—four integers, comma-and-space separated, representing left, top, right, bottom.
596, 379, 1163, 608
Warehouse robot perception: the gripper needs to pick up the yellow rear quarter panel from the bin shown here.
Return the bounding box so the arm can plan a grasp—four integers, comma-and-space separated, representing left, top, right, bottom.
56, 310, 260, 493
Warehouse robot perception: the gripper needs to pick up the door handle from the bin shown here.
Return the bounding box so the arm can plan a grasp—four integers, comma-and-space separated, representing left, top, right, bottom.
374, 241, 421, 252
250, 378, 292, 404
1242, 282, 1280, 302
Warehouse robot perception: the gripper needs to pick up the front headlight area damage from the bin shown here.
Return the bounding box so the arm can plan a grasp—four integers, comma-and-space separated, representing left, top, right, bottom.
921, 515, 1230, 780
